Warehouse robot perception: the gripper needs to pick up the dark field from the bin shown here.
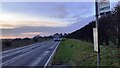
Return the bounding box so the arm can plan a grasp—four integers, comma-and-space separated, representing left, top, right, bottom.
1, 38, 51, 51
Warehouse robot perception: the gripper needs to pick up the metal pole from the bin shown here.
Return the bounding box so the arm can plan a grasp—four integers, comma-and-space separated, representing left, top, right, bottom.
95, 0, 100, 68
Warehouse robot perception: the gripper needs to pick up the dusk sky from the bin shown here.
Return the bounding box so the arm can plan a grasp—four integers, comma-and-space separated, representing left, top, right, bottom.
0, 0, 119, 39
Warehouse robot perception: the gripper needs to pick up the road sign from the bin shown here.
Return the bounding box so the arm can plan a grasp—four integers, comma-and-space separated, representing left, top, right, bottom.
98, 0, 110, 15
93, 28, 98, 52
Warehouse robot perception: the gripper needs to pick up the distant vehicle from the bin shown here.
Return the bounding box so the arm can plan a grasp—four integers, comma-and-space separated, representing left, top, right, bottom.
54, 34, 60, 41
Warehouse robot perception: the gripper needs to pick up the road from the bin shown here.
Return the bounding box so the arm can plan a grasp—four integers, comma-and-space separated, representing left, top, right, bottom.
0, 40, 60, 68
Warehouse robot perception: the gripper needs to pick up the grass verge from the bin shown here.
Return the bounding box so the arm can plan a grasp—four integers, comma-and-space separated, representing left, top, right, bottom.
52, 38, 119, 67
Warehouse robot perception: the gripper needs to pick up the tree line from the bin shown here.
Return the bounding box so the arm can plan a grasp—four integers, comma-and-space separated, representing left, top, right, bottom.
2, 35, 53, 48
2, 33, 66, 48
67, 2, 120, 48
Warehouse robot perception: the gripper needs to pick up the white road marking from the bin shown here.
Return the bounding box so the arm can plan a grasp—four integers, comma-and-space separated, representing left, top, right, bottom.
44, 42, 60, 68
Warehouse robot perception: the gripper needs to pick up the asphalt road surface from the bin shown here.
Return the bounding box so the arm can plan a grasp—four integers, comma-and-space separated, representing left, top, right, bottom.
0, 40, 60, 68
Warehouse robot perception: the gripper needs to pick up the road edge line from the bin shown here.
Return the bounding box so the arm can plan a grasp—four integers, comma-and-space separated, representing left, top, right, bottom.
43, 41, 61, 68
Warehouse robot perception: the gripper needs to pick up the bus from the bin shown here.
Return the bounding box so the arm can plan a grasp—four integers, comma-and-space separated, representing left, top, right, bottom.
54, 34, 60, 41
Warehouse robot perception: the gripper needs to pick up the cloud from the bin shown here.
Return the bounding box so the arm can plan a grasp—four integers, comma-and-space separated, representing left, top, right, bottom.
0, 20, 71, 29
1, 0, 120, 2
0, 11, 74, 29
0, 24, 15, 29
1, 25, 72, 39
1, 31, 51, 39
1, 15, 95, 39
0, 12, 41, 21
49, 2, 94, 24
1, 2, 98, 39
21, 32, 43, 35
50, 5, 68, 18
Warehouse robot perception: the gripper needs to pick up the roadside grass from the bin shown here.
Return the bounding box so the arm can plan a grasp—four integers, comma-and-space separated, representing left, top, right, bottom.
52, 38, 119, 66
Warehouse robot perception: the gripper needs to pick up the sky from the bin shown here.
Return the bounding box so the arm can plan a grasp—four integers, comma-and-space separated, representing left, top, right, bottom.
0, 0, 119, 39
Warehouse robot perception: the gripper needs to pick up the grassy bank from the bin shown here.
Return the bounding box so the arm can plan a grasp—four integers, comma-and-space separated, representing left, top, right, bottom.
52, 38, 119, 66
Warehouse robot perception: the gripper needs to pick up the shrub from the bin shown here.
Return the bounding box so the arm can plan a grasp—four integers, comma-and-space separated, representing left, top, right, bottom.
3, 40, 12, 47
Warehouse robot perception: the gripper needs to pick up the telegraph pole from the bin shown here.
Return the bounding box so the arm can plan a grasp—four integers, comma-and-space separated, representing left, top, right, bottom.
95, 0, 100, 68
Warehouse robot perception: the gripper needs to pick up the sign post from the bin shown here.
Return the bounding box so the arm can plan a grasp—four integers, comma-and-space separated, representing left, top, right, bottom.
95, 1, 100, 68
94, 0, 110, 68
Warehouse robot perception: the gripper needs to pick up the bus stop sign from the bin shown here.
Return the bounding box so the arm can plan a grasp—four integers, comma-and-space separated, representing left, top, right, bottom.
98, 0, 110, 15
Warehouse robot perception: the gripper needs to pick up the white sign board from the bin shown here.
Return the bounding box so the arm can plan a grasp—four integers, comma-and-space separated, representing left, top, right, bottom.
93, 28, 98, 52
98, 0, 110, 14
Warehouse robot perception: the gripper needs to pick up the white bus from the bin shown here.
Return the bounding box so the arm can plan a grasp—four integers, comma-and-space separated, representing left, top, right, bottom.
54, 34, 60, 41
